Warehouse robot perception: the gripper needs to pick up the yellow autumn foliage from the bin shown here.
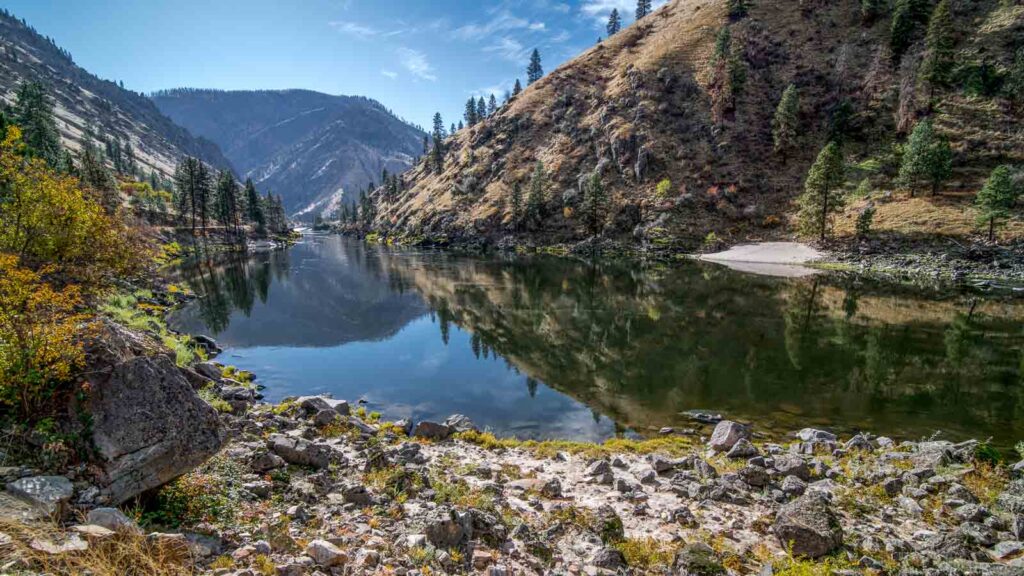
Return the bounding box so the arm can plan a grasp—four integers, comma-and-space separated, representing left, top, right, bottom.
0, 254, 90, 417
0, 126, 147, 289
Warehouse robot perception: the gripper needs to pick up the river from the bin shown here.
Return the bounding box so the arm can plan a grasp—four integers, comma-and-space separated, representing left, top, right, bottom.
168, 234, 1024, 448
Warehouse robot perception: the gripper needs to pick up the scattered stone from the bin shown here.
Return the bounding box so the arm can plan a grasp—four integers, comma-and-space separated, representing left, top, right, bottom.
726, 438, 759, 459
86, 507, 139, 532
773, 454, 810, 481
590, 546, 627, 570
306, 539, 347, 567
267, 434, 332, 469
673, 543, 725, 575
708, 420, 751, 451
6, 476, 73, 517
424, 507, 468, 549
412, 421, 452, 440
773, 493, 843, 559
444, 414, 478, 433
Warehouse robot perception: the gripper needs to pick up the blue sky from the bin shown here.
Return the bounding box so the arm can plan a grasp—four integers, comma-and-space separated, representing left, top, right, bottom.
5, 0, 664, 129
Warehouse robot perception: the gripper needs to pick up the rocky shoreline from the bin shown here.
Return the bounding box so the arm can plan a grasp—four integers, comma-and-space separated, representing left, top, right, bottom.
5, 351, 1024, 575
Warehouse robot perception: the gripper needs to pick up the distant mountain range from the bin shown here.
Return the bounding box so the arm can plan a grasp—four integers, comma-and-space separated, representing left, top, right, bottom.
0, 9, 231, 178
152, 89, 426, 219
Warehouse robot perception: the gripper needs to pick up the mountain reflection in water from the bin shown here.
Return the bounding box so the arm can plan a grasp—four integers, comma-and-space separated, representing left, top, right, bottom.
168, 235, 1024, 447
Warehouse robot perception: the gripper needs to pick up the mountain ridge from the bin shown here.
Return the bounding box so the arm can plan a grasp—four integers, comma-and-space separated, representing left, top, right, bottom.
0, 9, 233, 178
152, 88, 426, 219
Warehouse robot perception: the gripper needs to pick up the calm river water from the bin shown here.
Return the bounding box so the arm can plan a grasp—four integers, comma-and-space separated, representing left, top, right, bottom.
168, 234, 1024, 447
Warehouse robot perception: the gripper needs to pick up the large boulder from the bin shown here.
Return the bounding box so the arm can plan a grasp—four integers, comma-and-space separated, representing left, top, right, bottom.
773, 493, 843, 558
412, 421, 452, 440
424, 506, 469, 548
708, 421, 751, 451
81, 322, 225, 505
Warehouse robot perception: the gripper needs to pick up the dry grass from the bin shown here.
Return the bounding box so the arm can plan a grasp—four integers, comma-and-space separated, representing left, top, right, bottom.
836, 193, 1024, 241
0, 519, 195, 575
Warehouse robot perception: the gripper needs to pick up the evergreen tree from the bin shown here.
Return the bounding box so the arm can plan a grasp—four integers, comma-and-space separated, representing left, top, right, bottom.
477, 97, 487, 121
79, 142, 118, 211
898, 119, 952, 196
607, 9, 621, 36
890, 0, 931, 63
431, 137, 445, 174
527, 49, 543, 85
465, 98, 478, 126
11, 81, 61, 167
510, 181, 523, 230
798, 141, 846, 241
244, 178, 263, 229
214, 170, 242, 237
772, 84, 800, 155
975, 165, 1020, 242
422, 134, 429, 155
432, 112, 445, 139
920, 0, 954, 87
636, 0, 652, 20
458, 120, 465, 131
861, 0, 886, 24
488, 94, 498, 116
581, 171, 608, 236
1003, 48, 1024, 108
525, 161, 546, 227
174, 157, 202, 234
513, 79, 523, 96
728, 0, 749, 20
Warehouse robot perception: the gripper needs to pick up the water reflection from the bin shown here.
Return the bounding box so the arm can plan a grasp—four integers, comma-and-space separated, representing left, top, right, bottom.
168, 235, 1024, 447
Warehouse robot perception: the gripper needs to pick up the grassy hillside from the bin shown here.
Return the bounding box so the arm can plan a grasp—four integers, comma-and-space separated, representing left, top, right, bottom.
375, 0, 1023, 251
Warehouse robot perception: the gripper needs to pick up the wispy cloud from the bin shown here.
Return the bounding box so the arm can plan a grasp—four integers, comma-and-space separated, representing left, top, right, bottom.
453, 10, 547, 42
471, 79, 516, 100
381, 69, 398, 79
397, 47, 437, 81
328, 21, 379, 38
483, 36, 532, 64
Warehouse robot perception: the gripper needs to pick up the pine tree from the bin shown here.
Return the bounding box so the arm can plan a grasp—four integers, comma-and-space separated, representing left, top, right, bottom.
79, 142, 118, 211
525, 161, 546, 227
432, 112, 445, 139
488, 94, 498, 116
174, 157, 201, 234
431, 137, 445, 174
476, 97, 487, 121
636, 0, 652, 21
607, 9, 621, 36
861, 0, 885, 23
898, 119, 952, 196
772, 84, 800, 155
458, 120, 465, 131
527, 49, 543, 85
1006, 48, 1024, 108
12, 81, 61, 167
975, 165, 1020, 242
513, 79, 523, 96
798, 141, 846, 242
465, 98, 478, 126
450, 123, 456, 135
890, 0, 931, 63
422, 134, 429, 155
581, 171, 608, 236
510, 182, 523, 230
728, 0, 749, 20
244, 178, 263, 231
214, 170, 242, 237
195, 161, 213, 232
920, 0, 954, 87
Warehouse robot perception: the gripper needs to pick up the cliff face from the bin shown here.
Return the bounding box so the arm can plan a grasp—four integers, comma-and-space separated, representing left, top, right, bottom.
377, 0, 1023, 249
0, 11, 232, 178
152, 89, 426, 218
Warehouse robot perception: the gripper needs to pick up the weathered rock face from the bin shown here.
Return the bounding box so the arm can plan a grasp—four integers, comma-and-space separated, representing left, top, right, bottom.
773, 493, 843, 558
5, 476, 73, 518
81, 321, 225, 505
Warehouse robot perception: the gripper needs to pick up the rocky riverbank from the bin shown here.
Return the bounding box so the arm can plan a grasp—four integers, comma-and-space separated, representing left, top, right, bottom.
4, 360, 1024, 575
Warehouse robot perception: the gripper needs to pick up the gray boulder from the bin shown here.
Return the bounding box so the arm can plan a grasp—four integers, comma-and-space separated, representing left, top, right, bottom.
725, 438, 759, 459
424, 507, 469, 548
773, 454, 811, 481
6, 476, 73, 517
773, 493, 843, 558
708, 420, 751, 452
86, 507, 139, 532
267, 434, 332, 469
81, 322, 225, 505
672, 543, 725, 575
